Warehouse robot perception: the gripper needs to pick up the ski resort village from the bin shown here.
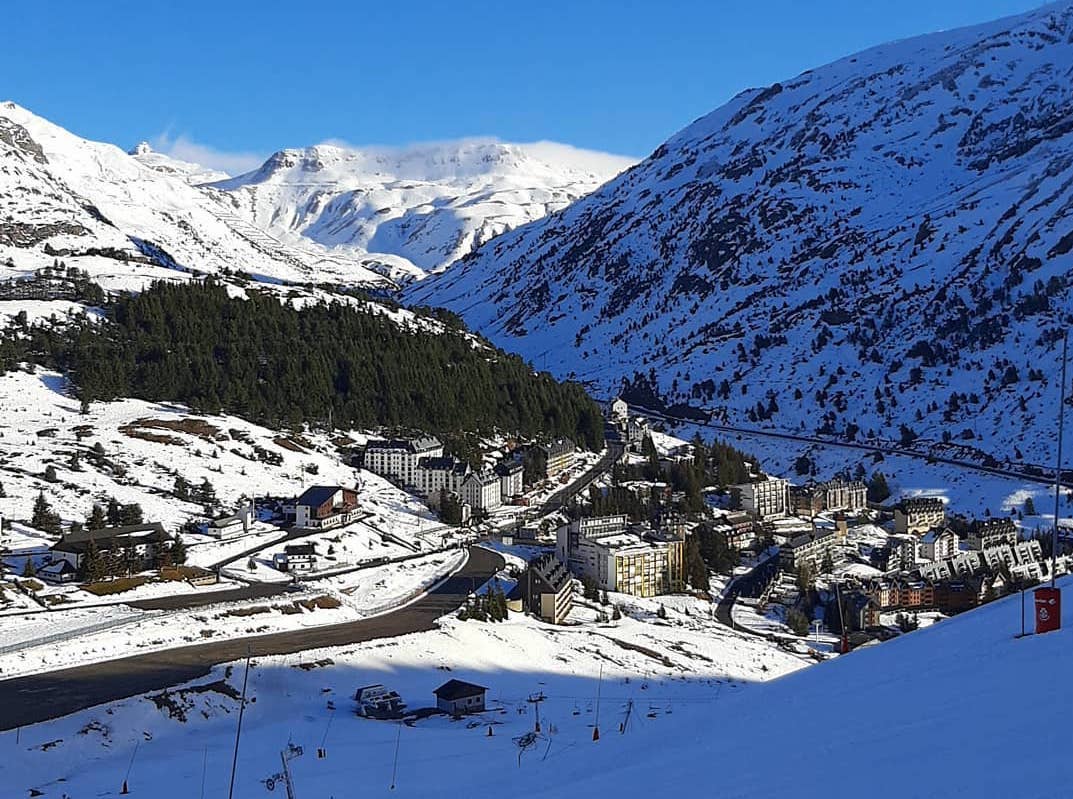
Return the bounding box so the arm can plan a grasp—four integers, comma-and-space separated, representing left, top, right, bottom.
3, 1, 1073, 796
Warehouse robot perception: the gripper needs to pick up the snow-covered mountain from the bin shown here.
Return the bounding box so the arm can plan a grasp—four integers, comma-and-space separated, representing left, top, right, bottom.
410, 2, 1073, 467
128, 140, 230, 185
0, 102, 388, 288
207, 140, 635, 282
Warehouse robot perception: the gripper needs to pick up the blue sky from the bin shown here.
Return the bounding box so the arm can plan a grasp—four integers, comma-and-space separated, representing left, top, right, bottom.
2, 0, 1049, 171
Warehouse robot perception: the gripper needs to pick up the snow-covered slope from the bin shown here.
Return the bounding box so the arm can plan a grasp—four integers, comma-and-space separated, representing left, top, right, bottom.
410, 2, 1073, 467
208, 140, 635, 282
0, 102, 388, 287
128, 141, 230, 185
8, 566, 1070, 797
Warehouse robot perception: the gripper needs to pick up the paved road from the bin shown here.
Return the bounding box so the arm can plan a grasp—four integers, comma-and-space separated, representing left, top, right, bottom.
714, 554, 781, 636
0, 546, 503, 731
537, 441, 624, 515
128, 581, 289, 611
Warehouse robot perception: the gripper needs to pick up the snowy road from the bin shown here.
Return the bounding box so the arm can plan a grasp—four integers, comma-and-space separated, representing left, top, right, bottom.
0, 546, 503, 730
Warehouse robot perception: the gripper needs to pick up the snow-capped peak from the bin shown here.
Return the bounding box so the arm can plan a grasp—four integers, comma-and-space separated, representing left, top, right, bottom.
207, 138, 636, 281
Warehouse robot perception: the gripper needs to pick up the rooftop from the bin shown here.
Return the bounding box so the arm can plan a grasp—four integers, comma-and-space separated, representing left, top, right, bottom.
434, 679, 487, 700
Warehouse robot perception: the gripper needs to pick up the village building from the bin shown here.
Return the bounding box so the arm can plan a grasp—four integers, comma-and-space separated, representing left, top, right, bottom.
434, 679, 487, 715
50, 523, 170, 571
735, 477, 790, 520
790, 479, 868, 519
208, 504, 253, 539
364, 437, 443, 487
537, 438, 575, 479
293, 486, 361, 530
886, 535, 919, 572
919, 528, 959, 561
893, 497, 946, 535
608, 397, 629, 425
38, 559, 78, 583
519, 553, 574, 624
626, 416, 650, 450
779, 527, 842, 571
966, 517, 1018, 550
414, 456, 470, 499
273, 543, 317, 572
556, 515, 683, 597
462, 470, 502, 512
494, 459, 524, 501
354, 684, 406, 719
714, 511, 757, 550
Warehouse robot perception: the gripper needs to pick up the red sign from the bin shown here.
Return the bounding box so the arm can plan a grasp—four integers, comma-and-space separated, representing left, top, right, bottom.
1034, 587, 1062, 634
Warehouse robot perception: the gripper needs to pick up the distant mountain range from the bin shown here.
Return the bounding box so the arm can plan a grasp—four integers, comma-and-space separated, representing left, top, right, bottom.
0, 104, 632, 290
203, 140, 634, 282
408, 1, 1073, 467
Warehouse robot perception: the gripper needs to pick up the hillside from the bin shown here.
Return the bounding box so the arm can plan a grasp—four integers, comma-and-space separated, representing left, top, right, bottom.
208, 140, 634, 282
0, 102, 388, 288
409, 1, 1073, 468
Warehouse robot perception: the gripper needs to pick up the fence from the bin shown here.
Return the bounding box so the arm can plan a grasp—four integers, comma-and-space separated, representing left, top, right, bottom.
0, 611, 155, 657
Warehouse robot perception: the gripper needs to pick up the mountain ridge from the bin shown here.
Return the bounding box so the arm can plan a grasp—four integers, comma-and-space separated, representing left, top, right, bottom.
408, 0, 1073, 467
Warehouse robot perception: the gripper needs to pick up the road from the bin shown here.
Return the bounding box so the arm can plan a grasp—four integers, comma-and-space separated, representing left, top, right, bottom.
536, 441, 624, 515
0, 546, 504, 731
634, 405, 1065, 489
714, 554, 781, 636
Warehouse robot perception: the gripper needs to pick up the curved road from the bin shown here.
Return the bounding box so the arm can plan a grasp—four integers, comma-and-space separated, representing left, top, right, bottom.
0, 546, 504, 731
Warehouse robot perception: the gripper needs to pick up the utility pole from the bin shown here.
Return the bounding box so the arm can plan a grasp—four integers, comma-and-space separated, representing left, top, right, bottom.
1052, 328, 1068, 590
280, 748, 297, 799
527, 691, 545, 733
227, 650, 252, 799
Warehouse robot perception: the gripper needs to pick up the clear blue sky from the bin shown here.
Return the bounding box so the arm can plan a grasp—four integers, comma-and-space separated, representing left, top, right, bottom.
3, 0, 1049, 169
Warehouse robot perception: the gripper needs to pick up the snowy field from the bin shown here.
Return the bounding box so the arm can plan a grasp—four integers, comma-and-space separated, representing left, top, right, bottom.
1, 589, 808, 798
0, 549, 470, 680
8, 576, 1068, 798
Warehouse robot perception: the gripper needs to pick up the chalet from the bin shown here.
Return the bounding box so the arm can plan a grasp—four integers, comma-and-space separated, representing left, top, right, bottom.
38, 559, 77, 583
494, 459, 524, 501
893, 497, 945, 535
273, 543, 317, 572
294, 486, 360, 530
434, 679, 487, 715
208, 504, 253, 539
519, 553, 574, 624
354, 684, 406, 719
50, 523, 170, 571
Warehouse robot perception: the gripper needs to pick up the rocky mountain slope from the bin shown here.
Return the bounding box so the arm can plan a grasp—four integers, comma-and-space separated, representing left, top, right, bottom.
410, 1, 1073, 467
0, 102, 388, 288
207, 140, 634, 282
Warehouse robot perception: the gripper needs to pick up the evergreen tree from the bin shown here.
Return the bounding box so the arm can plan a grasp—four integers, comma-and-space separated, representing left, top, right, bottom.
867, 471, 891, 503
43, 465, 58, 482
22, 558, 36, 578
657, 604, 667, 620
106, 498, 122, 526
86, 504, 106, 530
31, 491, 61, 534
1024, 496, 1037, 516
684, 536, 711, 590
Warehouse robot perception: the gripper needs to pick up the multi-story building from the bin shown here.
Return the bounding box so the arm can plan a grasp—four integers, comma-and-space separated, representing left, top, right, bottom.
556, 515, 683, 597
716, 511, 757, 550
494, 459, 524, 501
607, 397, 629, 425
414, 456, 470, 499
893, 497, 946, 535
364, 437, 443, 487
966, 517, 1018, 550
886, 535, 919, 572
919, 528, 959, 561
520, 553, 574, 624
790, 479, 868, 519
538, 438, 575, 479
821, 479, 868, 512
737, 477, 790, 520
779, 527, 842, 571
462, 470, 502, 512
